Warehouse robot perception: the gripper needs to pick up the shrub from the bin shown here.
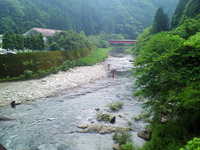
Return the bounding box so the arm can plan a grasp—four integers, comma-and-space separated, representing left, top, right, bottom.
108, 102, 124, 112
180, 138, 200, 150
23, 70, 33, 79
0, 47, 111, 81
172, 18, 200, 39
60, 60, 76, 71
0, 49, 90, 79
113, 131, 132, 145
96, 113, 112, 122
134, 112, 151, 122
141, 122, 184, 150
120, 143, 135, 150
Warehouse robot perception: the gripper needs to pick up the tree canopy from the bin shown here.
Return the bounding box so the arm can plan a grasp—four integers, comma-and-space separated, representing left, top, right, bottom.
152, 8, 169, 33
133, 0, 200, 149
0, 0, 178, 38
171, 0, 200, 28
47, 31, 92, 51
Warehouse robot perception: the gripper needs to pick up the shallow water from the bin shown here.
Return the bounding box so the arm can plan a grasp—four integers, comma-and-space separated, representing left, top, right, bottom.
0, 53, 145, 150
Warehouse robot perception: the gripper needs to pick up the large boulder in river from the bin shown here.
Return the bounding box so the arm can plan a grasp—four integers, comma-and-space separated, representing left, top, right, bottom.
0, 116, 15, 121
110, 116, 116, 124
112, 144, 120, 150
137, 130, 152, 141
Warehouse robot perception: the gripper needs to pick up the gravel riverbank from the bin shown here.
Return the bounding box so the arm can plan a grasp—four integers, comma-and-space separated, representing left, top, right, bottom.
0, 62, 108, 106
0, 54, 146, 150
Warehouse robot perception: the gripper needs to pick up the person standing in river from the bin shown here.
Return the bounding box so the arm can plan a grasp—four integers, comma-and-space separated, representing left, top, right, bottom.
111, 69, 116, 79
107, 64, 111, 71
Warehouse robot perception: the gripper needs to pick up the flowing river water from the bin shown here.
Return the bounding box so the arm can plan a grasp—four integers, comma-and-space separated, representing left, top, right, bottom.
0, 49, 146, 150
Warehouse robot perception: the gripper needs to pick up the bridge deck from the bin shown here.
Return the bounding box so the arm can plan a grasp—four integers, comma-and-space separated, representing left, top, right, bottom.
109, 40, 137, 44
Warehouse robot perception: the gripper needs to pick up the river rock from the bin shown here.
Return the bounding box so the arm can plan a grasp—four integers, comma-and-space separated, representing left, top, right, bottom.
0, 116, 15, 121
118, 114, 123, 118
161, 116, 168, 123
0, 144, 7, 150
47, 118, 56, 121
137, 130, 152, 141
78, 124, 132, 134
77, 124, 89, 129
95, 108, 100, 111
110, 116, 116, 124
112, 144, 120, 150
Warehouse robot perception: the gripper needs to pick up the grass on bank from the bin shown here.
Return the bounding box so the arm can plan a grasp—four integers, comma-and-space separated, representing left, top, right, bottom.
76, 47, 112, 66
0, 47, 112, 82
113, 131, 138, 150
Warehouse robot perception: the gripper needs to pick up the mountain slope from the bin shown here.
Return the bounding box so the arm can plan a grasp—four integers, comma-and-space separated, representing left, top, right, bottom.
0, 0, 178, 38
172, 0, 200, 28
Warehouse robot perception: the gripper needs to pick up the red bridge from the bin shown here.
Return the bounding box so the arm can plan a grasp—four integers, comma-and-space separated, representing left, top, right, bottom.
109, 40, 137, 45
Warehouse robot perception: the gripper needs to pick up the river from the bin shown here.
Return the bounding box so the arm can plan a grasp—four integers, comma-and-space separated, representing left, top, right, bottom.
0, 50, 145, 150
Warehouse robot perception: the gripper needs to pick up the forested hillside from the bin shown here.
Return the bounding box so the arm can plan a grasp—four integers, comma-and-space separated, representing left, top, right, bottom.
0, 0, 178, 38
172, 0, 200, 28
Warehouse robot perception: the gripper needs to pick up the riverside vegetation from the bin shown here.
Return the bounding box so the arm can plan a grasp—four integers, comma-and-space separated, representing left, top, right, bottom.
0, 30, 112, 82
129, 1, 200, 150
0, 47, 111, 82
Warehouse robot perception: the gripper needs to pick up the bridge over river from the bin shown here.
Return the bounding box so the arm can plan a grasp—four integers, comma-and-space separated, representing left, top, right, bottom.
109, 40, 137, 45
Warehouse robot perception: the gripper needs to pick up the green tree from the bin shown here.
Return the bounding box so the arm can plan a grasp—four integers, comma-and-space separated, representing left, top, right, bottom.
2, 33, 16, 50
24, 34, 45, 50
2, 33, 11, 49
171, 0, 189, 28
152, 8, 169, 33
24, 36, 31, 49
15, 34, 24, 50
180, 138, 200, 150
184, 0, 200, 17
48, 30, 92, 51
49, 42, 59, 50
29, 35, 38, 50
0, 0, 178, 38
36, 34, 45, 50
171, 0, 200, 28
172, 18, 200, 39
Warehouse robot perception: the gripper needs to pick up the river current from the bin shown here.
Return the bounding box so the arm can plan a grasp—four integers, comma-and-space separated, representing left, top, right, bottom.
0, 51, 145, 150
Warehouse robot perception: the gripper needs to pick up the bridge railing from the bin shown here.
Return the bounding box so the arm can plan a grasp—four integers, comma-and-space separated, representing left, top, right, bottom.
108, 40, 137, 45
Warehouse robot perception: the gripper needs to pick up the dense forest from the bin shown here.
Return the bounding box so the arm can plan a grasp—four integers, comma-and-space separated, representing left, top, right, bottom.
0, 0, 178, 38
172, 0, 200, 28
133, 0, 200, 149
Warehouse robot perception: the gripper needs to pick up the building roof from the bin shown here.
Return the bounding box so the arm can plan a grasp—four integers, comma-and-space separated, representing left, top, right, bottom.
25, 28, 63, 37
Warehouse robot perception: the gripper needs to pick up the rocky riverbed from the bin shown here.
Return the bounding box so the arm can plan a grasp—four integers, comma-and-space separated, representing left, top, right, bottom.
0, 53, 147, 150
0, 62, 108, 106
